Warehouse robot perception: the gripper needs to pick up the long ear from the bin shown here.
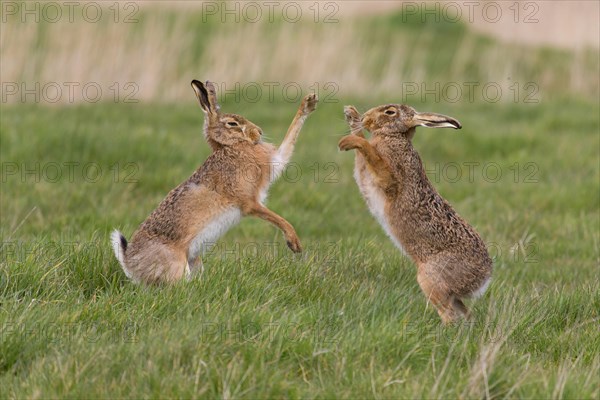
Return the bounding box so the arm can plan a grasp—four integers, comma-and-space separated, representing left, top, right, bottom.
191, 80, 220, 115
412, 111, 461, 129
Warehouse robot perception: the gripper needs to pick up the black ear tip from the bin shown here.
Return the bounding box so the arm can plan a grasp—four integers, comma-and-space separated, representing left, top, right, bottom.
191, 79, 204, 88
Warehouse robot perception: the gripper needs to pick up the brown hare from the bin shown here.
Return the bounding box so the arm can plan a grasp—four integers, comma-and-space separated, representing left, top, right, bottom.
338, 104, 492, 323
111, 80, 318, 284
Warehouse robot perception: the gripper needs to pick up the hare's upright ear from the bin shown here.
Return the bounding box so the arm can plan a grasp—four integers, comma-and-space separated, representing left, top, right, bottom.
191, 80, 220, 115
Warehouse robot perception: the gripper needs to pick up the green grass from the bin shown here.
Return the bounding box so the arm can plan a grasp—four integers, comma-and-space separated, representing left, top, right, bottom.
1, 95, 598, 398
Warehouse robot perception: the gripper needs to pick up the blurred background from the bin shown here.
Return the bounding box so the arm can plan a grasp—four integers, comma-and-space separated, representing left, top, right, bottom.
2, 0, 599, 104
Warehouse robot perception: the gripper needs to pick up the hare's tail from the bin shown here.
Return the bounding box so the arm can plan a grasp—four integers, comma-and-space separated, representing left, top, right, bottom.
110, 230, 133, 279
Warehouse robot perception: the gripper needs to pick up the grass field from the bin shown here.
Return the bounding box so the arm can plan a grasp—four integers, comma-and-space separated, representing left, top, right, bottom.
1, 3, 600, 399
1, 95, 598, 397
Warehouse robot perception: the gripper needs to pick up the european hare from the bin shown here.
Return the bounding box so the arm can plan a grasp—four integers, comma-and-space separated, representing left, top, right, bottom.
339, 104, 492, 323
111, 80, 318, 284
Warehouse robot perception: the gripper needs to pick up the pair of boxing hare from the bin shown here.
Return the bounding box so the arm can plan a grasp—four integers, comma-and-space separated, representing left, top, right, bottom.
111, 80, 492, 323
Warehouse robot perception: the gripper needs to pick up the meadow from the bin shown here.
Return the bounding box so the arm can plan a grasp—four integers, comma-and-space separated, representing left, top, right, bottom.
1, 3, 599, 399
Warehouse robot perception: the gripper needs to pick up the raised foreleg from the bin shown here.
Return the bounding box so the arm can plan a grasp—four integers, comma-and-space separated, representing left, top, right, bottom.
271, 93, 318, 179
338, 135, 395, 190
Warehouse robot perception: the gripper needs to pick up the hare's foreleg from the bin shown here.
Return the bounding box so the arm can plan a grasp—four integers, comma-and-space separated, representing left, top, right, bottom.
275, 94, 318, 168
244, 202, 302, 253
338, 136, 394, 189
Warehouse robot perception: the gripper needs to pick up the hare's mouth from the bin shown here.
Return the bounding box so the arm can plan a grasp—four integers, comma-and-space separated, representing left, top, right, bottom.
420, 119, 460, 129
414, 112, 462, 130
253, 130, 264, 144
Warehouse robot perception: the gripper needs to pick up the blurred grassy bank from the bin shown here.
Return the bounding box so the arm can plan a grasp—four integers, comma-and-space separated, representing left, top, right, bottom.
2, 2, 599, 104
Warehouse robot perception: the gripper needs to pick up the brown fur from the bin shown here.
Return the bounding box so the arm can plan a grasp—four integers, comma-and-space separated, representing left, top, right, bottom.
339, 104, 492, 323
113, 80, 318, 284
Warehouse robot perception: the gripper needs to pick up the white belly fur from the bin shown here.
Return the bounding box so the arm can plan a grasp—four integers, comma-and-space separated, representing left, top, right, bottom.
354, 166, 407, 256
187, 207, 242, 261
259, 151, 287, 204
261, 152, 285, 203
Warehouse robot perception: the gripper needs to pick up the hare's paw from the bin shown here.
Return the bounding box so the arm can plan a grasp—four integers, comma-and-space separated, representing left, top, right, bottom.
344, 105, 362, 133
300, 93, 318, 115
338, 135, 364, 151
344, 105, 361, 123
286, 235, 303, 253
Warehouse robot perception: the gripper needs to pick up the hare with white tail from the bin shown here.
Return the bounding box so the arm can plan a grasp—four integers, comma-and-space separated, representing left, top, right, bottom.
339, 104, 492, 323
111, 80, 318, 284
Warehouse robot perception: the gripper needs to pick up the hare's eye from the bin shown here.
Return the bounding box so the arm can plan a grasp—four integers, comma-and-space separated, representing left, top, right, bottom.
384, 110, 396, 116
226, 121, 239, 127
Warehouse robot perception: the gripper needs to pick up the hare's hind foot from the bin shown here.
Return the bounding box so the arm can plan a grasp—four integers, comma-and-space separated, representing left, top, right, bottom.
186, 256, 204, 281
417, 270, 471, 324
434, 297, 471, 325
436, 297, 472, 325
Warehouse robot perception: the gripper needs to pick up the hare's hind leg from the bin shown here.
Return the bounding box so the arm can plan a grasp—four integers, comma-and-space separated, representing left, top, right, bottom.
134, 243, 189, 284
187, 256, 204, 280
160, 250, 189, 283
417, 269, 468, 324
